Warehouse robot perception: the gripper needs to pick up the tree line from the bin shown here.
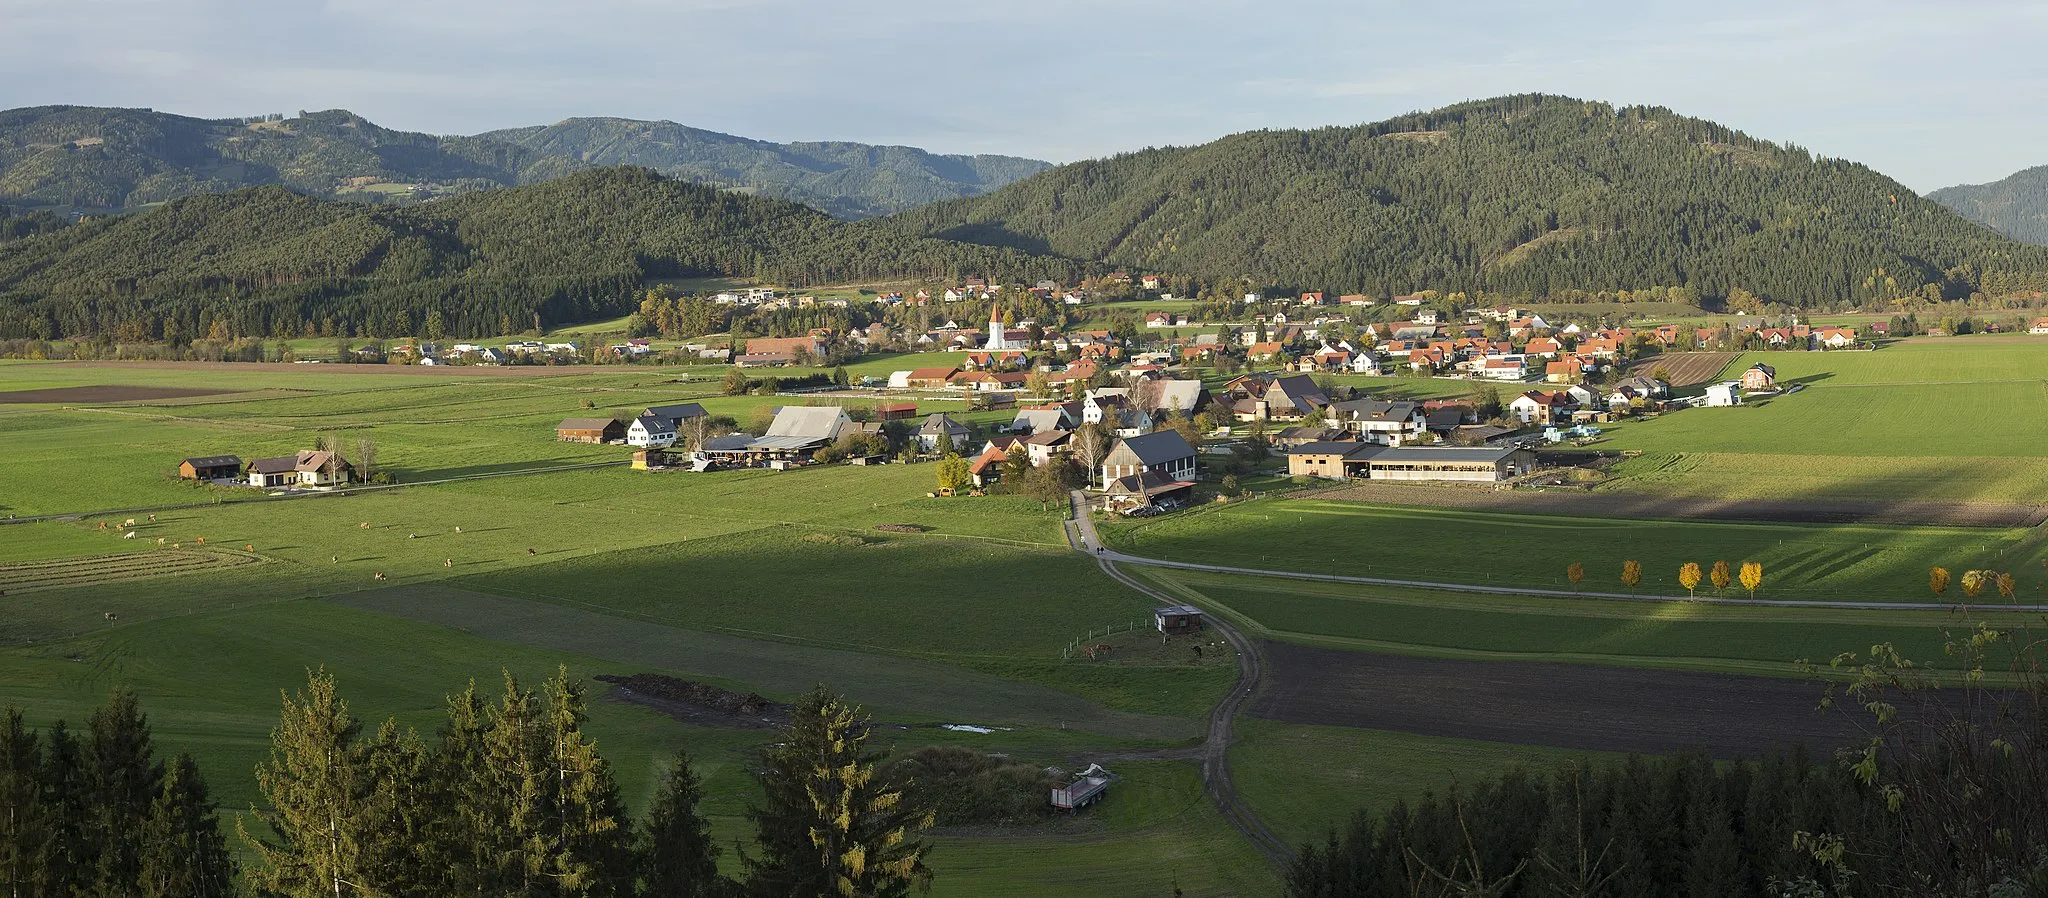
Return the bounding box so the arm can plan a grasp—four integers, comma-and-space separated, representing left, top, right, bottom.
1288, 624, 2048, 897
3, 671, 940, 898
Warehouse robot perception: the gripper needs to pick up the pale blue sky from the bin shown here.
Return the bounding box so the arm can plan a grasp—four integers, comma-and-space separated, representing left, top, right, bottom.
3, 0, 2042, 191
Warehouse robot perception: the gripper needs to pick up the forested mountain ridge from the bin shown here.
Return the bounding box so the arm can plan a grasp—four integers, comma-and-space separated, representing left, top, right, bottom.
0, 105, 1048, 219
0, 167, 1080, 341
881, 94, 2048, 306
1929, 165, 2048, 246
478, 117, 1050, 219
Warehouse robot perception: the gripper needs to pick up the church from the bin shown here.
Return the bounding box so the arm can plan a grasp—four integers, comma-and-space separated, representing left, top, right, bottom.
985, 304, 1016, 351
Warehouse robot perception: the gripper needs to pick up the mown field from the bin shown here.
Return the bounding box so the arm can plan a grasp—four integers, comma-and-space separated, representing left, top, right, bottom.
1596, 337, 2048, 503
1102, 497, 2046, 603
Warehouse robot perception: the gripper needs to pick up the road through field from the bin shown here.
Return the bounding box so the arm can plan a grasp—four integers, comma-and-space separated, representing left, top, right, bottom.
1067, 491, 1294, 868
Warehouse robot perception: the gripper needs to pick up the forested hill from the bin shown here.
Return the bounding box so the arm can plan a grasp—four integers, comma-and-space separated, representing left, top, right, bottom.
1929, 165, 2048, 246
0, 106, 1048, 219
881, 94, 2048, 306
479, 118, 1050, 219
0, 167, 1079, 341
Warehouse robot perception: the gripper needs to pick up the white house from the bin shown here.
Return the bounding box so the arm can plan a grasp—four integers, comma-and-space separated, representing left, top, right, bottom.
627, 414, 678, 449
1704, 382, 1743, 407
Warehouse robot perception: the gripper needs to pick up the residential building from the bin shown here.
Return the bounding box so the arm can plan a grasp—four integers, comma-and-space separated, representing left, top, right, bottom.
627, 414, 678, 449
918, 413, 973, 452
1328, 398, 1425, 445
1740, 363, 1777, 392
1099, 430, 1198, 491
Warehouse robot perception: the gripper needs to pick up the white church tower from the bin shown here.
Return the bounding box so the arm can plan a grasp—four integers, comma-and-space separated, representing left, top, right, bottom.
986, 303, 1012, 351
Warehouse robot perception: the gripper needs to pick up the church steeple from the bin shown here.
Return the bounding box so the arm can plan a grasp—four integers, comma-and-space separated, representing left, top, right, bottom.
988, 301, 1009, 351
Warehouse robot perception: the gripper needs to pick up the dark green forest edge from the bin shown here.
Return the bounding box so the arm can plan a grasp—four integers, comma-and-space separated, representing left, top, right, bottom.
0, 106, 1048, 219
6, 93, 2048, 343
1930, 165, 2048, 247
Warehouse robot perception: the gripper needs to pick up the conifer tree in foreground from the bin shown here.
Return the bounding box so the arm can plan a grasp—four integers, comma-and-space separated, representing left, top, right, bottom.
137, 754, 235, 898
746, 688, 934, 898
245, 669, 368, 898
640, 751, 728, 898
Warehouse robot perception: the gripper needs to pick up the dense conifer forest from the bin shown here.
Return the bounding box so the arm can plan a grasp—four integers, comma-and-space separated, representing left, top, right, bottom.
883, 94, 2048, 306
1931, 165, 2048, 247
0, 168, 1080, 341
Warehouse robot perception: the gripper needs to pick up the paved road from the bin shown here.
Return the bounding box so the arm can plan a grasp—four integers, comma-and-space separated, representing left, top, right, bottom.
1067, 491, 1295, 867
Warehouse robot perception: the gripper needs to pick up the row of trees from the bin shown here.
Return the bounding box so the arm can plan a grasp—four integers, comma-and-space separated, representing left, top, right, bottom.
1288, 623, 2048, 897
1565, 560, 1763, 598
1929, 566, 2019, 600
247, 668, 933, 898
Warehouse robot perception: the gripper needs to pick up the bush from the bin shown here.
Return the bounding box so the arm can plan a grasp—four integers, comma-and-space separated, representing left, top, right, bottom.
890, 747, 1060, 826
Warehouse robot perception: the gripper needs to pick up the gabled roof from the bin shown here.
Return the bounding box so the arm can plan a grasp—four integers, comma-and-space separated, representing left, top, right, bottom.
766, 406, 851, 440
1112, 430, 1196, 465
1331, 398, 1419, 423
1289, 441, 1382, 460
919, 413, 970, 435
645, 402, 707, 421
1026, 428, 1072, 446
1107, 470, 1195, 498
632, 414, 677, 436
181, 455, 241, 468
247, 456, 298, 475
558, 417, 619, 431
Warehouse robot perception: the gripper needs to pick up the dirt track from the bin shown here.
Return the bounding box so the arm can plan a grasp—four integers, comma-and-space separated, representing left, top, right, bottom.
1252, 641, 1865, 757
0, 385, 243, 404
1321, 481, 2048, 528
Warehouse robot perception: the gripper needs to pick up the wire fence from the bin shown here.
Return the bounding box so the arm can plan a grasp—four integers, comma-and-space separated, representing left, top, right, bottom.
1061, 618, 1152, 660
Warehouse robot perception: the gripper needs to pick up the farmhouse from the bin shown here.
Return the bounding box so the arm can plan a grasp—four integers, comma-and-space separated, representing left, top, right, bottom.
918, 413, 973, 452
627, 414, 678, 449
903, 367, 959, 389
643, 402, 708, 430
700, 405, 854, 465
178, 455, 242, 480
1328, 398, 1425, 445
557, 417, 625, 443
1508, 390, 1575, 425
246, 450, 352, 489
1740, 363, 1777, 392
1099, 430, 1198, 492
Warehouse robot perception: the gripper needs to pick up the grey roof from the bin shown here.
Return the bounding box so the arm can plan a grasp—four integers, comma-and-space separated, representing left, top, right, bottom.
558, 417, 619, 431
766, 406, 851, 440
1370, 446, 1520, 464
1143, 380, 1206, 413
645, 402, 707, 422
748, 435, 831, 451
181, 455, 241, 468
1331, 398, 1419, 422
701, 434, 755, 452
247, 456, 298, 475
1012, 408, 1064, 432
1290, 441, 1383, 459
1107, 470, 1195, 497
1155, 605, 1205, 617
632, 414, 676, 436
919, 413, 970, 435
1113, 430, 1196, 465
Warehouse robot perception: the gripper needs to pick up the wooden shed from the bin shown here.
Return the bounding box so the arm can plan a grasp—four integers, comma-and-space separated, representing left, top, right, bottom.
557, 417, 625, 443
874, 402, 919, 421
1154, 605, 1206, 635
178, 455, 242, 480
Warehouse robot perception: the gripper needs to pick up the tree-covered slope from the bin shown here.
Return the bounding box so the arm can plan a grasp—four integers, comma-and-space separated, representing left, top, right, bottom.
0, 167, 1078, 340
1929, 165, 2048, 246
0, 106, 1049, 219
883, 94, 2048, 305
479, 117, 1049, 218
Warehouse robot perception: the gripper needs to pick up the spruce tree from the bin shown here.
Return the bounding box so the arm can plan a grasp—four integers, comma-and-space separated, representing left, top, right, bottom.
641, 750, 724, 898
436, 681, 497, 897
481, 671, 551, 897
246, 669, 368, 898
137, 753, 234, 898
85, 690, 163, 897
541, 670, 633, 897
746, 688, 934, 898
356, 720, 437, 895
0, 710, 47, 898
38, 723, 91, 896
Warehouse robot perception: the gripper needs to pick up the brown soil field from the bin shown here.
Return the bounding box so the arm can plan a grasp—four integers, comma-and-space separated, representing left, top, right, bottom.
0, 385, 243, 404
1319, 481, 2048, 528
1251, 641, 1865, 757
1629, 351, 1740, 386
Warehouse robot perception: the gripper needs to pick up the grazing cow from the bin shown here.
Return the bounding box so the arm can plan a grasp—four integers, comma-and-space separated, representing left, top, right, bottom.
374, 572, 387, 581
96, 521, 107, 530
445, 559, 453, 568
148, 514, 156, 522
409, 533, 418, 540
156, 538, 165, 546
103, 612, 118, 620
122, 519, 136, 527
245, 544, 254, 552
122, 531, 137, 540
454, 526, 461, 533
527, 548, 537, 555
360, 522, 371, 529
194, 537, 204, 545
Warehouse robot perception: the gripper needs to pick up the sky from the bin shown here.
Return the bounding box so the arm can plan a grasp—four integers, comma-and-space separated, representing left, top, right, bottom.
3, 0, 2044, 192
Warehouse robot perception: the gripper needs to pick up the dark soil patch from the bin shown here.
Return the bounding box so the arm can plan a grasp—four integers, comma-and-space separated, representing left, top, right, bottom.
874, 523, 930, 533
596, 673, 788, 729
0, 385, 242, 404
1628, 351, 1741, 387
1320, 481, 2046, 528
1251, 641, 1866, 758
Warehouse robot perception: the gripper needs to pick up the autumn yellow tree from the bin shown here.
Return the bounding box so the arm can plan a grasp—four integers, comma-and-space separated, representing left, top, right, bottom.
1678, 562, 1702, 599
1929, 566, 1951, 596
1620, 560, 1642, 591
1739, 561, 1762, 599
1566, 562, 1584, 590
1997, 571, 2017, 599
1710, 560, 1731, 592
1961, 570, 1986, 598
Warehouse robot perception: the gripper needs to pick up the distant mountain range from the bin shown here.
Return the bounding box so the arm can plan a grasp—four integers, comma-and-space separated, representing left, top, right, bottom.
0, 106, 1050, 219
1929, 166, 2048, 246
883, 94, 2048, 306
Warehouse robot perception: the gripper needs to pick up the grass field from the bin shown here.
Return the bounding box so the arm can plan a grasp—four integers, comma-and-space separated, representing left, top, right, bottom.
1595, 338, 2048, 502
1102, 497, 2047, 603
1127, 567, 2015, 677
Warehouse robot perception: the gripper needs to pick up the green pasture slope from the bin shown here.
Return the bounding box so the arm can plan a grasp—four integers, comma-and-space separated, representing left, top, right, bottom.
1596, 337, 2048, 503
1102, 497, 2046, 603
